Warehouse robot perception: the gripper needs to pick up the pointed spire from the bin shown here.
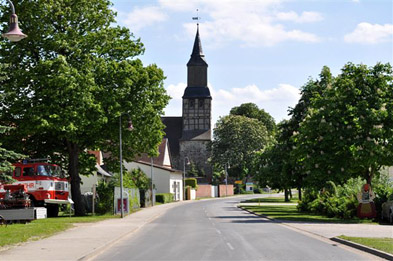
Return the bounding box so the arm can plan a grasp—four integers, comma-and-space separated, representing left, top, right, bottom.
192, 24, 203, 56
187, 24, 207, 66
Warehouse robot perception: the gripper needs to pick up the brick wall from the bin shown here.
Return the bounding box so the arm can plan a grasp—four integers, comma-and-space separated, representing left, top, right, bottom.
219, 184, 234, 197
196, 184, 212, 198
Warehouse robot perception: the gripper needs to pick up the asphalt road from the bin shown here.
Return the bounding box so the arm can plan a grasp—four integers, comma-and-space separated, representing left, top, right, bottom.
94, 196, 371, 261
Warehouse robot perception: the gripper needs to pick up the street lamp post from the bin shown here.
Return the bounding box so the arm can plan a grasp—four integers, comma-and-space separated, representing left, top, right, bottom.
183, 157, 189, 200
150, 157, 154, 206
119, 113, 133, 218
224, 163, 228, 197
2, 0, 27, 42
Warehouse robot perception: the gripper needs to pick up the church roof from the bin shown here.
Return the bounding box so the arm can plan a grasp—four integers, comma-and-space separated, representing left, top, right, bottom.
161, 117, 182, 157
187, 25, 208, 67
183, 86, 211, 98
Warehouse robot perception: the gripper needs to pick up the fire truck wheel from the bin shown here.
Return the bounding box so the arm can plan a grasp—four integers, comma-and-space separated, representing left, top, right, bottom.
47, 204, 59, 217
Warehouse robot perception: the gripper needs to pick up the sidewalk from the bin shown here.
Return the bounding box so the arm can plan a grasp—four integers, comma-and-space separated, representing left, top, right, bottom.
281, 221, 393, 238
0, 201, 188, 261
240, 203, 393, 238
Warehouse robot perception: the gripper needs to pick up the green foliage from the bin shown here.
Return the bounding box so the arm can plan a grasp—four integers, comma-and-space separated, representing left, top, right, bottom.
372, 172, 393, 216
129, 168, 151, 190
0, 0, 170, 215
294, 63, 393, 188
155, 193, 174, 204
253, 187, 262, 194
298, 178, 367, 219
0, 126, 24, 183
95, 169, 150, 214
95, 181, 114, 214
185, 178, 198, 189
209, 115, 271, 180
255, 63, 393, 195
187, 162, 205, 177
230, 103, 276, 135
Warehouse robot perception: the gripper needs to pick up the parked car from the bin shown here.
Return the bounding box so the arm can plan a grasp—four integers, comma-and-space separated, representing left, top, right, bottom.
381, 200, 393, 223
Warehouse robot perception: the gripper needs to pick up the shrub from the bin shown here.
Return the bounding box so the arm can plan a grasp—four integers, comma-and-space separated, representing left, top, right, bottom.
96, 181, 114, 214
253, 187, 262, 194
156, 193, 174, 204
297, 177, 363, 219
185, 178, 198, 189
373, 172, 393, 217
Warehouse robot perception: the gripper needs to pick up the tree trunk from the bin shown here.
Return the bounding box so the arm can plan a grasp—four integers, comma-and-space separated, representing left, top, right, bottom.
289, 189, 293, 199
67, 141, 86, 216
284, 189, 289, 202
366, 169, 373, 185
298, 187, 302, 201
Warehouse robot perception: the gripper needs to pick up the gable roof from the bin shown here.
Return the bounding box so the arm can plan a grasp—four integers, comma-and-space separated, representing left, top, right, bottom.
161, 116, 182, 157
135, 138, 172, 167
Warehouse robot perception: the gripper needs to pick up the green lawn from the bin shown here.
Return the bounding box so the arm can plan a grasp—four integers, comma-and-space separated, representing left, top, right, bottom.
338, 236, 393, 254
241, 196, 299, 204
241, 204, 375, 224
0, 214, 116, 247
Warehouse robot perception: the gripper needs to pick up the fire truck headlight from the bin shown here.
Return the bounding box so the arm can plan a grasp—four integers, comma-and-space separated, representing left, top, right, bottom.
46, 193, 51, 199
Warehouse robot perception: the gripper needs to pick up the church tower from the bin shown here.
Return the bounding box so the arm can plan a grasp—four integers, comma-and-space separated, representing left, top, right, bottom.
180, 24, 212, 178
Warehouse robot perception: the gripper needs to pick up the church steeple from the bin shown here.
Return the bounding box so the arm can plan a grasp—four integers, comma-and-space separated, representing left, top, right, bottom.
184, 25, 210, 98
187, 25, 208, 67
182, 24, 212, 135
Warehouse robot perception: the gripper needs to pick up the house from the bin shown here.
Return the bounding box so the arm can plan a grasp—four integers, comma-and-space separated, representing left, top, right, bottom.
80, 151, 112, 194
124, 139, 184, 201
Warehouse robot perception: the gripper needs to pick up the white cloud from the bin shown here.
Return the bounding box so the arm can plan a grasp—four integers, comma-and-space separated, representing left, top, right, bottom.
122, 6, 168, 32
117, 1, 321, 46
163, 82, 186, 117
181, 2, 320, 46
164, 82, 301, 124
276, 11, 324, 23
344, 23, 393, 44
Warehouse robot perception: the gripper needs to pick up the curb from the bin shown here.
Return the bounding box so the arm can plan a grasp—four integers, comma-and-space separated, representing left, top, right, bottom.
239, 206, 393, 260
330, 237, 393, 261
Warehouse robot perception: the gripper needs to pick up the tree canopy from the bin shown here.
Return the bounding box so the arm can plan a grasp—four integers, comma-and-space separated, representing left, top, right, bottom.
230, 102, 276, 135
0, 0, 170, 215
209, 115, 271, 180
294, 63, 393, 188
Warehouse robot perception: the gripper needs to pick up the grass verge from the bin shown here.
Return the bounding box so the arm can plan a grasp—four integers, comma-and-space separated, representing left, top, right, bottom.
241, 196, 298, 204
0, 214, 117, 247
338, 236, 393, 254
241, 204, 375, 224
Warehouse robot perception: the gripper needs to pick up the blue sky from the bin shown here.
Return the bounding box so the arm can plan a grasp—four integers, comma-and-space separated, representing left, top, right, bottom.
112, 0, 393, 126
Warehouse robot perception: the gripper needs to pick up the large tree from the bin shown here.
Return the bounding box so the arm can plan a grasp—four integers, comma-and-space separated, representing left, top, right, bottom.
0, 0, 169, 215
230, 103, 276, 135
295, 63, 393, 188
209, 115, 271, 180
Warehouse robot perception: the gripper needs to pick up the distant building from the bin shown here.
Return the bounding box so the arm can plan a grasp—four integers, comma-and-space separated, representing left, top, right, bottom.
162, 25, 212, 180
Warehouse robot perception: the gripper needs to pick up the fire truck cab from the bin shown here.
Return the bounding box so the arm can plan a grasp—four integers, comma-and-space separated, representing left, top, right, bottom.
0, 159, 70, 217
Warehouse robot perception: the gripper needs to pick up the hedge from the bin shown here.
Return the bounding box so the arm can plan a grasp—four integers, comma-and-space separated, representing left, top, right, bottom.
185, 178, 197, 189
156, 193, 174, 204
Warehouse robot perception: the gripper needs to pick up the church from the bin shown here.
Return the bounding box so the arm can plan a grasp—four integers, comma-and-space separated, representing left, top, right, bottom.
162, 25, 212, 179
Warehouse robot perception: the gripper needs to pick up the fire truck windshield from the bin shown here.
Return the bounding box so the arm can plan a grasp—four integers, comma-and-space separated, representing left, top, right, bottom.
37, 165, 61, 177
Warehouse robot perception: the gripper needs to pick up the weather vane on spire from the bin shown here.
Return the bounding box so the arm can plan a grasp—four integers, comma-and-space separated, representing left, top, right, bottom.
192, 9, 201, 25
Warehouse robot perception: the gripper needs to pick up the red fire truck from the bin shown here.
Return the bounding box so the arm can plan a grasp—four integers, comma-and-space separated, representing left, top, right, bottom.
0, 159, 70, 217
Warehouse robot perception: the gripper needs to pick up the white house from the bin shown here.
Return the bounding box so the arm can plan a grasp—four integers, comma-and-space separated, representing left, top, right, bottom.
80, 151, 112, 194
124, 139, 184, 201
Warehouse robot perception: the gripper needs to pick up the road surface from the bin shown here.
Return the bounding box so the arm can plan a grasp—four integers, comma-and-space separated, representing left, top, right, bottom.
94, 195, 372, 260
